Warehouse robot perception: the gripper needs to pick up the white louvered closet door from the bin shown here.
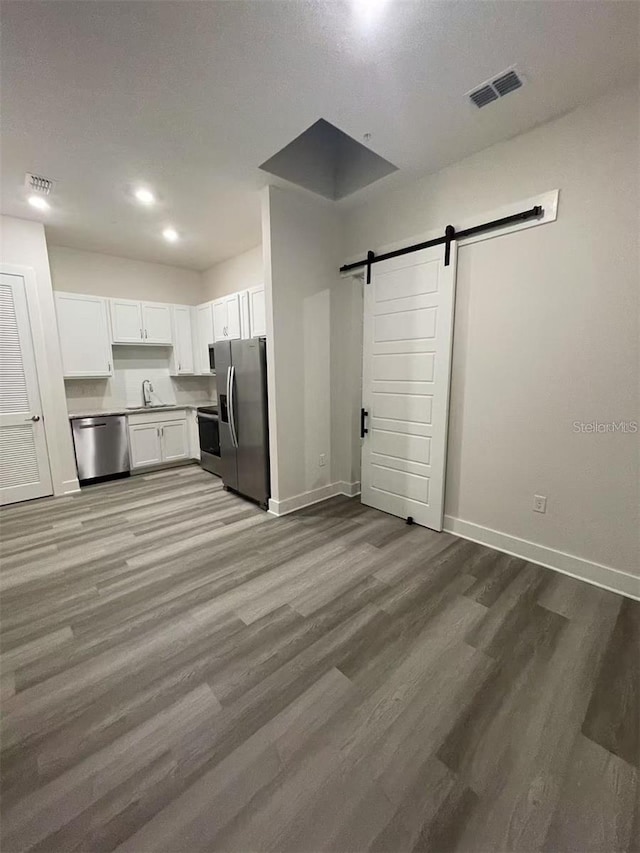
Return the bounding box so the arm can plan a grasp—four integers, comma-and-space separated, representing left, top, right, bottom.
0, 272, 52, 505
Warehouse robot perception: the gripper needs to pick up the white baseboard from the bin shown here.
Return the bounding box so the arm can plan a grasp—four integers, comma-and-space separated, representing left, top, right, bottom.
336, 480, 361, 497
443, 515, 640, 601
268, 481, 361, 516
60, 478, 80, 496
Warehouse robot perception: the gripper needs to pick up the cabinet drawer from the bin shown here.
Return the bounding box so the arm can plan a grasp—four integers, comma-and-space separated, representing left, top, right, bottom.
127, 409, 187, 426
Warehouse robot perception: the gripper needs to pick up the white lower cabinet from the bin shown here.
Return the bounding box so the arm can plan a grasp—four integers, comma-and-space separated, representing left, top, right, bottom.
187, 409, 200, 460
129, 423, 163, 468
161, 420, 189, 462
128, 410, 189, 470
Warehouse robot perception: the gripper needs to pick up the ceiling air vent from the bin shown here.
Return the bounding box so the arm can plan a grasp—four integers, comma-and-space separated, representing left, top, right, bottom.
469, 85, 499, 109
468, 67, 524, 108
492, 70, 523, 97
24, 173, 54, 195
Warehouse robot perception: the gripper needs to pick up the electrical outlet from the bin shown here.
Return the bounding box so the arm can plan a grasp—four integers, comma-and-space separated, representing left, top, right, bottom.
319, 453, 326, 467
533, 495, 547, 513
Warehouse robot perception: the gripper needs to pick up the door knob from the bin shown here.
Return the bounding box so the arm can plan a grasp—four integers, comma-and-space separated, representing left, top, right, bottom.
30, 415, 41, 422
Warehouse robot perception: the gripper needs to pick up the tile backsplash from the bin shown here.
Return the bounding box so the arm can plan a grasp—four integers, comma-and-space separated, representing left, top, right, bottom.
64, 346, 216, 412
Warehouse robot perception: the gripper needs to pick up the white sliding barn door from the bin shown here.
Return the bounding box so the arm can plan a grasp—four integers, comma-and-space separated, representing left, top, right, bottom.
360, 242, 457, 531
0, 272, 53, 505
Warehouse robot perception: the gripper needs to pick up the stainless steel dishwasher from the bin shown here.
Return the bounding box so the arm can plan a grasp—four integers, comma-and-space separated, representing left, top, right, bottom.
71, 415, 130, 483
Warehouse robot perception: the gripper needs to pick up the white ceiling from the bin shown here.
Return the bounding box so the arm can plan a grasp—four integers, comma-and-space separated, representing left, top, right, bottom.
2, 0, 638, 271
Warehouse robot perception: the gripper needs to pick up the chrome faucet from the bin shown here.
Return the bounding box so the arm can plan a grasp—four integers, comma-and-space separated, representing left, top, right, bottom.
142, 379, 153, 407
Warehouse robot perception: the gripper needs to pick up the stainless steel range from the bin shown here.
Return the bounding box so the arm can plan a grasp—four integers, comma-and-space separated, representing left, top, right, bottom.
197, 406, 221, 476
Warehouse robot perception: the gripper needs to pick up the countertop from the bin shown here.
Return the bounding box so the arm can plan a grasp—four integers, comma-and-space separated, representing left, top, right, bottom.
68, 401, 217, 420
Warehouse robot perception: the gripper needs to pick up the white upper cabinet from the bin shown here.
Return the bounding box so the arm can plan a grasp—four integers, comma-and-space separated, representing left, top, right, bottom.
110, 298, 144, 343
171, 305, 195, 374
213, 294, 241, 341
212, 299, 227, 343
55, 292, 113, 378
239, 290, 250, 339
196, 303, 215, 373
225, 294, 241, 339
248, 286, 266, 337
110, 299, 172, 344
141, 302, 172, 344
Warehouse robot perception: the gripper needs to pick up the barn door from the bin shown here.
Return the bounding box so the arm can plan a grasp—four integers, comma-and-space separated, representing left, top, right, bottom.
360, 242, 457, 530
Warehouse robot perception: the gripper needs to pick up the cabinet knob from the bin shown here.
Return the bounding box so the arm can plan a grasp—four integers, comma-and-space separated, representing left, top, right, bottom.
28, 414, 41, 422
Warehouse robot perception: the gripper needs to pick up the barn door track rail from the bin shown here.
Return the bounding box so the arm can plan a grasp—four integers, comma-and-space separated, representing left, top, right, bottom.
340, 204, 544, 283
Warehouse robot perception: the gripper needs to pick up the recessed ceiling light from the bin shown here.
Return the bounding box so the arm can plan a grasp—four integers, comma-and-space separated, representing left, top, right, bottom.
352, 0, 390, 28
162, 227, 179, 243
28, 195, 50, 211
134, 187, 155, 205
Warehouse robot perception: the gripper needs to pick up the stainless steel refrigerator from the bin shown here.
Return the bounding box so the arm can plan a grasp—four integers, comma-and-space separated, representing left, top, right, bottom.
215, 337, 270, 509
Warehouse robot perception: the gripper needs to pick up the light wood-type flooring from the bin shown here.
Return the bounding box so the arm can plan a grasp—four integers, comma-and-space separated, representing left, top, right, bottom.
0, 464, 638, 852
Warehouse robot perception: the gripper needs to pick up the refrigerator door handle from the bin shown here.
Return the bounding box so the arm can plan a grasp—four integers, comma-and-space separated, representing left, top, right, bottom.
225, 365, 233, 428
228, 364, 239, 448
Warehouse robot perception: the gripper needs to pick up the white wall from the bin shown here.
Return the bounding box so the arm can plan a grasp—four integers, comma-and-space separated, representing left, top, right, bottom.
342, 83, 640, 582
262, 186, 349, 511
48, 245, 202, 304
0, 216, 79, 495
201, 245, 263, 302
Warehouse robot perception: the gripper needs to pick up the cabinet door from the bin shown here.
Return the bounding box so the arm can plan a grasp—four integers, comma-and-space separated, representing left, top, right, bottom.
142, 302, 172, 344
187, 409, 200, 459
212, 299, 227, 342
172, 306, 194, 374
196, 304, 215, 372
225, 294, 241, 340
55, 292, 112, 377
248, 287, 266, 337
129, 423, 162, 468
160, 420, 189, 462
239, 290, 251, 339
111, 299, 143, 343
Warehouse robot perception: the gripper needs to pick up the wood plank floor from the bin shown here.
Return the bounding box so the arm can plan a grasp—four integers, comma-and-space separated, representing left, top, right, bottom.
0, 464, 638, 852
